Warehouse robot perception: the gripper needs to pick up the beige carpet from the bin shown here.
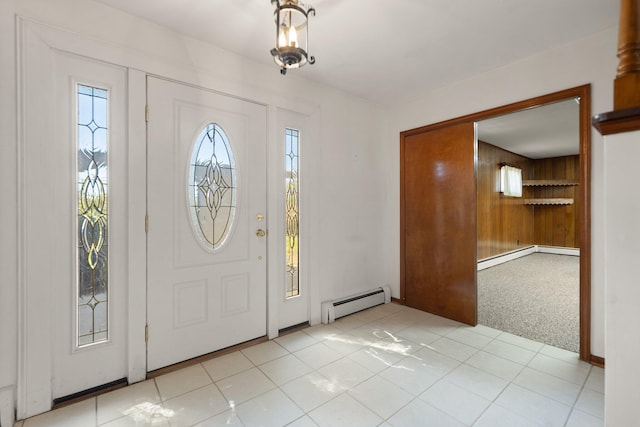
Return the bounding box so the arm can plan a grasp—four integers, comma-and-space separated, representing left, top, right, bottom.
477, 253, 579, 353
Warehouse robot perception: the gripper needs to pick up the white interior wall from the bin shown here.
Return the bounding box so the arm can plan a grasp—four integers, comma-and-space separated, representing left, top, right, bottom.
385, 28, 618, 358
603, 129, 640, 425
0, 0, 389, 414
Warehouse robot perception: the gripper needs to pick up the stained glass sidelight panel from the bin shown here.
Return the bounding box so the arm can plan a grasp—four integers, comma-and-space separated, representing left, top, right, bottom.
188, 123, 237, 250
77, 84, 109, 347
285, 128, 300, 298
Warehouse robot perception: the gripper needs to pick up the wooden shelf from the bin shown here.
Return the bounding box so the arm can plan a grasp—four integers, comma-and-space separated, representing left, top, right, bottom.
522, 180, 579, 186
524, 198, 574, 205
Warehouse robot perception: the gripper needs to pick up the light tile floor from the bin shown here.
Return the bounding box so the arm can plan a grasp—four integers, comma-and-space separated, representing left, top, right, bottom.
16, 304, 604, 427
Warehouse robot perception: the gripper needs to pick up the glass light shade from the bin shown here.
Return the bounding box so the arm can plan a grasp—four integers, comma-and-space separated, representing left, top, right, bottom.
270, 0, 315, 74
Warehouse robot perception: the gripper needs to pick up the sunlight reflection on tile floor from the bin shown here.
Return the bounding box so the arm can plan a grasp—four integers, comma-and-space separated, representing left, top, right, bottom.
17, 304, 604, 427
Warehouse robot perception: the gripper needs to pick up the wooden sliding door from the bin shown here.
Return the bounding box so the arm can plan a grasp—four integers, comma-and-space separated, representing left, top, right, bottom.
401, 122, 477, 325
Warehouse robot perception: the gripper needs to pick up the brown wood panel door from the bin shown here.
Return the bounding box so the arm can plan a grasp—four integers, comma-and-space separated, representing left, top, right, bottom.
401, 122, 477, 325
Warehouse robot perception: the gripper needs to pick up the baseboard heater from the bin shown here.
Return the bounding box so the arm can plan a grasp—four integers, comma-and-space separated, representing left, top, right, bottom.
321, 285, 391, 324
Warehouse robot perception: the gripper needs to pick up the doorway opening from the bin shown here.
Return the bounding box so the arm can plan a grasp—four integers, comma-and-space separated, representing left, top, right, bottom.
476, 98, 581, 353
400, 85, 591, 361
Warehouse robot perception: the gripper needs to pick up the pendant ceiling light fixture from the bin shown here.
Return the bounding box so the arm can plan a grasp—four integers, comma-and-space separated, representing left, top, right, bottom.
270, 0, 315, 75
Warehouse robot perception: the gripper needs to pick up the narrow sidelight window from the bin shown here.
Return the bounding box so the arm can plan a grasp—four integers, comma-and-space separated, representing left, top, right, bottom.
285, 128, 300, 298
77, 84, 109, 347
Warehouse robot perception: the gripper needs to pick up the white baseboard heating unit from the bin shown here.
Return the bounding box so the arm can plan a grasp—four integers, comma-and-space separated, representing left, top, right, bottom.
321, 285, 391, 324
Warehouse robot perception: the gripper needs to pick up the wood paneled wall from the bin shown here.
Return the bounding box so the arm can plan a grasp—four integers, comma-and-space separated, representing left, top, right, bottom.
477, 141, 534, 260
477, 142, 580, 259
532, 155, 580, 248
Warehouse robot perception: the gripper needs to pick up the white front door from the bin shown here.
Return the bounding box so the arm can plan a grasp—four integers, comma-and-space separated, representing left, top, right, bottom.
146, 77, 268, 371
50, 52, 128, 398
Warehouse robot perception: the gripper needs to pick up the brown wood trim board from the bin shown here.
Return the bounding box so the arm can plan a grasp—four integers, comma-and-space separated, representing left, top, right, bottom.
590, 355, 605, 368
593, 106, 640, 135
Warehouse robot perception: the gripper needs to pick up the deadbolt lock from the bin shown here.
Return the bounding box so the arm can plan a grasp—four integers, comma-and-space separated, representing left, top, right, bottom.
256, 229, 267, 237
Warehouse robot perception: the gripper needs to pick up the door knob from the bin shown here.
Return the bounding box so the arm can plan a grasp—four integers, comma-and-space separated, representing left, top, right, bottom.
256, 229, 267, 237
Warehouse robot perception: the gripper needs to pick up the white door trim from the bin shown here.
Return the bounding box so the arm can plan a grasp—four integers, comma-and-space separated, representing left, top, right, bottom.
126, 68, 148, 384
267, 105, 279, 339
17, 18, 55, 418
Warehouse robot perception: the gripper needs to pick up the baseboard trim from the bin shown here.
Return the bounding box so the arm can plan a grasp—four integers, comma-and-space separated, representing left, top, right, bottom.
478, 245, 580, 270
590, 355, 605, 368
537, 246, 580, 256
0, 385, 15, 427
478, 246, 537, 270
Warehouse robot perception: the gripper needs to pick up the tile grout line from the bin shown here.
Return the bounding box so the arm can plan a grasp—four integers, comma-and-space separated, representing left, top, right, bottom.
21, 305, 603, 427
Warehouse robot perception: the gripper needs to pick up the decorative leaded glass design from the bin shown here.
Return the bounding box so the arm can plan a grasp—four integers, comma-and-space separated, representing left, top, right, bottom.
285, 128, 300, 298
77, 84, 109, 347
188, 123, 237, 250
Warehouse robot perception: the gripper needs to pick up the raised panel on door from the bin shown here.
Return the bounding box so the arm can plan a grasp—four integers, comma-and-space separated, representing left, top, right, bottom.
146, 77, 267, 371
401, 122, 477, 325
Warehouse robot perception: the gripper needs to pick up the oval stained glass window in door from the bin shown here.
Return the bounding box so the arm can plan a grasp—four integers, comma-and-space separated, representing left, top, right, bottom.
188, 123, 237, 250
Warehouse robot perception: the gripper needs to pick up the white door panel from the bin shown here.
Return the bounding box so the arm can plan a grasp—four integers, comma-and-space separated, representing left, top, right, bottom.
276, 110, 310, 330
147, 77, 267, 371
51, 52, 128, 398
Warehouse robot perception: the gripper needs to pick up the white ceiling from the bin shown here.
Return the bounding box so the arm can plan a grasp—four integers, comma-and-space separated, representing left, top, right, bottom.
477, 98, 580, 159
93, 0, 610, 158
94, 0, 617, 107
